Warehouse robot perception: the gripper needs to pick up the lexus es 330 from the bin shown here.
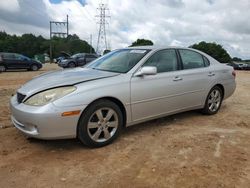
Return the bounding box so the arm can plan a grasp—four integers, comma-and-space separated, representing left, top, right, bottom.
10, 47, 236, 147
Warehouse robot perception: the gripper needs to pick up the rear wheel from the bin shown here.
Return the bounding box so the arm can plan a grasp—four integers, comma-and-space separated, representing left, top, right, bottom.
202, 86, 223, 115
31, 64, 38, 71
77, 100, 123, 147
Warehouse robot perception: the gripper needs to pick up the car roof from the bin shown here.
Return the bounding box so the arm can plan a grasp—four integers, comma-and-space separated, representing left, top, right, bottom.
125, 46, 191, 50
126, 46, 212, 56
123, 46, 219, 64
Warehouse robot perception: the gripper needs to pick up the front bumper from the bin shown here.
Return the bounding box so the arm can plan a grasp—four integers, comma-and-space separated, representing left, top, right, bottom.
58, 63, 68, 68
10, 95, 86, 139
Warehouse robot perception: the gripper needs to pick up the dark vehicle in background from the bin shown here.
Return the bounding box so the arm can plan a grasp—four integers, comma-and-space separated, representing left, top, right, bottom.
226, 62, 241, 70
226, 62, 250, 70
0, 52, 42, 72
55, 52, 71, 64
58, 53, 98, 68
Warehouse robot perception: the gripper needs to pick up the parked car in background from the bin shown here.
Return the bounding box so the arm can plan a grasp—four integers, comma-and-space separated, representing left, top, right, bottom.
227, 62, 250, 70
237, 63, 248, 69
0, 52, 42, 72
55, 52, 71, 64
10, 47, 236, 147
226, 62, 241, 70
58, 53, 98, 68
243, 64, 250, 70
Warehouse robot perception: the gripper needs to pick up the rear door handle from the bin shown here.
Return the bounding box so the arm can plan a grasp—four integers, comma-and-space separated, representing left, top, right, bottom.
208, 72, 215, 77
173, 76, 183, 81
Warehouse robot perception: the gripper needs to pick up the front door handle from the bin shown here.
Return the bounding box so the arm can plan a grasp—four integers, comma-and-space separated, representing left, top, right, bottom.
173, 76, 183, 81
208, 72, 215, 77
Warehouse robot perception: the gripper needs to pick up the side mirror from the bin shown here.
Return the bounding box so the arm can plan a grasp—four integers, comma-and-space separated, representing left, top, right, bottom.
134, 66, 157, 77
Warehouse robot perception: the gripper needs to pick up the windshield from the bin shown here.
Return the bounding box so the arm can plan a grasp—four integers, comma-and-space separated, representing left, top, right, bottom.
18, 55, 30, 60
71, 53, 82, 58
86, 49, 150, 73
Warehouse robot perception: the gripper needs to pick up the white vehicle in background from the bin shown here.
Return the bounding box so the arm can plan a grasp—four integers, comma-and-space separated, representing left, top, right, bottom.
237, 63, 248, 69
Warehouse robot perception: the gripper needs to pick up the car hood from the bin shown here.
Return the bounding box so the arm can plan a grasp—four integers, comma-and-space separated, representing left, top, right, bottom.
60, 58, 73, 62
18, 67, 120, 96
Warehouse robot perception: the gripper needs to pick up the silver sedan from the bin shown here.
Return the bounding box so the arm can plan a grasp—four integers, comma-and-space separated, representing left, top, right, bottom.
10, 47, 236, 147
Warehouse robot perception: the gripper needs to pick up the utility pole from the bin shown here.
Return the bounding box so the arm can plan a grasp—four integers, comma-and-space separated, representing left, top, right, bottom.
49, 15, 69, 61
67, 15, 69, 37
90, 34, 92, 53
96, 3, 110, 55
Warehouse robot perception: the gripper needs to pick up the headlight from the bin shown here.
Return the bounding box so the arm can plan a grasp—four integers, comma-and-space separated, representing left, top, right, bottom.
24, 86, 76, 106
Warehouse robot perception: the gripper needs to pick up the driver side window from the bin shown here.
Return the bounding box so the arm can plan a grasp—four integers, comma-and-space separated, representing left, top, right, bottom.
143, 49, 178, 73
14, 54, 23, 61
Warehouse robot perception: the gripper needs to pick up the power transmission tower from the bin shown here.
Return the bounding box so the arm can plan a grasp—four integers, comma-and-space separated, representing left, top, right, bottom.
49, 15, 69, 61
96, 3, 110, 55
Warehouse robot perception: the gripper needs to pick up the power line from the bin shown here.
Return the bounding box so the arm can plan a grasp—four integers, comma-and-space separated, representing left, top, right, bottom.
96, 3, 110, 55
49, 15, 69, 60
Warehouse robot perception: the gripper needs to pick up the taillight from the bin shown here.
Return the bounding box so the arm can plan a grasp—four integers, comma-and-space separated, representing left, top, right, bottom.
232, 70, 236, 78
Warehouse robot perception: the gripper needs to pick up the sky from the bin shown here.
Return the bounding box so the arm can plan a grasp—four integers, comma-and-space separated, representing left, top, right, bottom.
0, 0, 249, 59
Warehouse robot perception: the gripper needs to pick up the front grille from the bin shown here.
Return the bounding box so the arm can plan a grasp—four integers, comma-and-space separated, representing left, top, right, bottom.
17, 92, 26, 103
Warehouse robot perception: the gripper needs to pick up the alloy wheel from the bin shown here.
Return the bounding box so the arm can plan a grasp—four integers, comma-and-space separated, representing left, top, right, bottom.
87, 108, 118, 143
208, 89, 221, 112
32, 65, 38, 71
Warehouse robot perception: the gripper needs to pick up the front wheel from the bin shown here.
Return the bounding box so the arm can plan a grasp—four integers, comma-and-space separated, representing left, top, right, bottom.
202, 86, 223, 115
77, 100, 123, 147
0, 65, 6, 72
68, 62, 76, 68
31, 64, 38, 71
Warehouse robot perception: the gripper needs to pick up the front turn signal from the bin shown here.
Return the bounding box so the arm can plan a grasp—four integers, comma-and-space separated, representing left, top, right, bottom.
61, 110, 81, 117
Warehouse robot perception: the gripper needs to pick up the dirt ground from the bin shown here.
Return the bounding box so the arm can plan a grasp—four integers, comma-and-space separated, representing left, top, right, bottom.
0, 64, 249, 188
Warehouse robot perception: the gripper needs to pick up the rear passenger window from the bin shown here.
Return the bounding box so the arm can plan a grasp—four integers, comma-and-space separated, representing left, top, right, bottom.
203, 56, 210, 67
179, 50, 205, 69
3, 53, 15, 59
86, 55, 95, 58
143, 49, 178, 73
87, 55, 96, 58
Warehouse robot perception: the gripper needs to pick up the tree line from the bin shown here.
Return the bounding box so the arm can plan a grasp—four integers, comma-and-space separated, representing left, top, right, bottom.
0, 31, 246, 63
0, 31, 94, 58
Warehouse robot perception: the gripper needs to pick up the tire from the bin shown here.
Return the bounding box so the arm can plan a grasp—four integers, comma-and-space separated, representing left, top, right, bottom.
202, 86, 223, 115
68, 62, 76, 68
30, 64, 38, 71
0, 65, 6, 72
77, 100, 123, 148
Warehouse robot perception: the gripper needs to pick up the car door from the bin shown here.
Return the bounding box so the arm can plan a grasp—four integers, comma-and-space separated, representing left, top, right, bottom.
14, 54, 30, 68
130, 49, 186, 122
175, 49, 214, 109
85, 54, 97, 63
77, 54, 86, 66
3, 53, 16, 68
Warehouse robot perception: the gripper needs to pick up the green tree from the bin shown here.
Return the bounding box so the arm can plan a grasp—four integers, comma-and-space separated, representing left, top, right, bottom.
232, 57, 242, 62
190, 41, 231, 63
0, 31, 95, 58
130, 38, 154, 47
